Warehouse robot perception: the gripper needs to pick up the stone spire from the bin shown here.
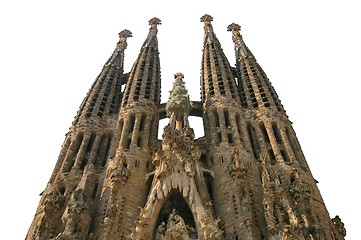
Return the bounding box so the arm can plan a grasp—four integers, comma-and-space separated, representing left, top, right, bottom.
89, 19, 162, 239
200, 14, 214, 33
200, 14, 220, 46
73, 29, 132, 122
227, 23, 249, 58
26, 30, 132, 240
105, 29, 132, 68
142, 17, 161, 49
200, 14, 239, 102
228, 23, 285, 113
121, 17, 161, 108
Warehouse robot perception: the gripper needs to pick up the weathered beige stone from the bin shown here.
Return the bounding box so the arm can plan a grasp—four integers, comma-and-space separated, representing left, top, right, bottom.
26, 16, 345, 240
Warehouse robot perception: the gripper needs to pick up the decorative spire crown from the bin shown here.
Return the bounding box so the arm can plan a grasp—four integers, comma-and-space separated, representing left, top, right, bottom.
142, 17, 161, 49
149, 17, 161, 31
227, 23, 248, 57
117, 29, 132, 51
200, 14, 214, 33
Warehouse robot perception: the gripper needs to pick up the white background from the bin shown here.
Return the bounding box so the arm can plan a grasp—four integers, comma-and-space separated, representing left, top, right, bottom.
0, 0, 360, 239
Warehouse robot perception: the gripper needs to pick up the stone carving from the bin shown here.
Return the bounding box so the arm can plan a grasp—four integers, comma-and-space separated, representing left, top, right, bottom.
165, 209, 192, 240
227, 23, 248, 58
228, 148, 250, 180
130, 74, 222, 240
57, 189, 91, 239
106, 154, 130, 186
26, 17, 346, 240
289, 169, 311, 205
332, 216, 346, 237
260, 154, 301, 239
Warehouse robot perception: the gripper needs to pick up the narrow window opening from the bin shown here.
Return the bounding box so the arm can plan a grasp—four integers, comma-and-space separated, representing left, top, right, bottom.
86, 133, 96, 153
268, 149, 276, 165
80, 158, 88, 171
129, 114, 135, 133
102, 135, 112, 167
92, 181, 98, 199
224, 109, 231, 128
204, 172, 214, 202
139, 114, 146, 131
126, 138, 132, 149
137, 137, 142, 147
281, 150, 290, 163
247, 122, 259, 159
213, 110, 220, 127
236, 114, 242, 134
272, 122, 282, 143
73, 134, 84, 157
228, 133, 234, 143
259, 122, 270, 143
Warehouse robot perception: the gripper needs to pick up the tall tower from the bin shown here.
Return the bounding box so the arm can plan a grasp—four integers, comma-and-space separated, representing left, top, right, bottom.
26, 16, 346, 240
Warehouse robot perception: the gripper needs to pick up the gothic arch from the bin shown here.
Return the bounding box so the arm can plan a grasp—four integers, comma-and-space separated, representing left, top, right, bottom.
132, 175, 221, 240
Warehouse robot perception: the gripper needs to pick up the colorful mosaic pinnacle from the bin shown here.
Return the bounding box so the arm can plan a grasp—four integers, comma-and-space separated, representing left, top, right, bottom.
166, 72, 192, 117
116, 29, 132, 51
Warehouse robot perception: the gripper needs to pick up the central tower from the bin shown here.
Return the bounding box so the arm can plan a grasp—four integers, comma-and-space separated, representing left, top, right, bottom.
26, 15, 346, 240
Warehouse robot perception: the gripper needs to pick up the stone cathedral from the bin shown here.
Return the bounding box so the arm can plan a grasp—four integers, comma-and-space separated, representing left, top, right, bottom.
26, 15, 346, 240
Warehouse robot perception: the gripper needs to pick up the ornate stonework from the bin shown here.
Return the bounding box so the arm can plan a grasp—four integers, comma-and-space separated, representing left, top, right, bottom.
26, 16, 345, 240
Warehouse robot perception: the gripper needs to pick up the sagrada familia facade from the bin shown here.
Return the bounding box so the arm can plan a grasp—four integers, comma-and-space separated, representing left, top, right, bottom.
26, 15, 346, 240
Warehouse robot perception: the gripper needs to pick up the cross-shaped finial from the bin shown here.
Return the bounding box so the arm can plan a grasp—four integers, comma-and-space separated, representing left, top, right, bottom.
227, 23, 241, 32
149, 17, 161, 26
174, 72, 184, 79
118, 29, 132, 39
200, 14, 213, 23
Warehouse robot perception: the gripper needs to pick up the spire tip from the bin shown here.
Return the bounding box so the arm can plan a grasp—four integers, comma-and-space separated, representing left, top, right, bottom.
149, 17, 161, 26
174, 72, 184, 79
119, 29, 132, 39
201, 14, 214, 33
227, 23, 241, 32
200, 14, 213, 22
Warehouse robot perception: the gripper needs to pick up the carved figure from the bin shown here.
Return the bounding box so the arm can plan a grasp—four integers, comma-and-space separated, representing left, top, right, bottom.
164, 209, 192, 240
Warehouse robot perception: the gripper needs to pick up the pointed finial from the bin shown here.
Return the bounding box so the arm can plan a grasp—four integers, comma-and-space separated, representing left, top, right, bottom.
117, 29, 132, 51
227, 23, 242, 45
200, 14, 214, 33
149, 17, 161, 28
142, 18, 161, 49
174, 72, 184, 79
227, 23, 241, 32
148, 17, 161, 36
200, 14, 213, 23
227, 23, 248, 57
119, 29, 132, 39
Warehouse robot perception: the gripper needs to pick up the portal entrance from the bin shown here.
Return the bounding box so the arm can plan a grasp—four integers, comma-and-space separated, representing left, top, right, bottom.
154, 191, 197, 239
